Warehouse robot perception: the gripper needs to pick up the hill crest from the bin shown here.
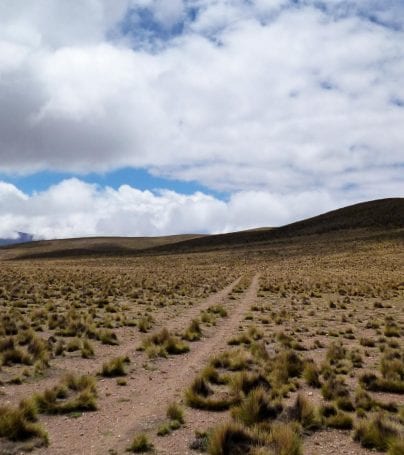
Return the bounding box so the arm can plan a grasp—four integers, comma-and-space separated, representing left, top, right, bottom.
2, 198, 403, 260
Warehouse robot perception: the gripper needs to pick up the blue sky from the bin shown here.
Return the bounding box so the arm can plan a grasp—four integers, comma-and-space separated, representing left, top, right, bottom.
0, 168, 225, 199
0, 0, 403, 239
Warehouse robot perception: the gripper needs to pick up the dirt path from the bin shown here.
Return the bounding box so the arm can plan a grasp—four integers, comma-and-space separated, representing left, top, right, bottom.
33, 274, 258, 455
1, 277, 241, 408
118, 273, 260, 455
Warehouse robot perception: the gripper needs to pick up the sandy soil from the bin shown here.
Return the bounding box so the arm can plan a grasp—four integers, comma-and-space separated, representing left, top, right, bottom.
30, 275, 259, 454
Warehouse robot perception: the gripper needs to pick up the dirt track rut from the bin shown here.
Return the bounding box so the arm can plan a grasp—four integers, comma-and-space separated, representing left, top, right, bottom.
35, 274, 259, 455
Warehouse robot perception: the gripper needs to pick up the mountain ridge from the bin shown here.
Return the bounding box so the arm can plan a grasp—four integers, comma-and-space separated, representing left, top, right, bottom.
0, 232, 34, 246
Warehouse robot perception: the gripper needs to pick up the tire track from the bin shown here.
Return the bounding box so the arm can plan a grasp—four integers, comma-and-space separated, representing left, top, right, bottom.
34, 275, 246, 455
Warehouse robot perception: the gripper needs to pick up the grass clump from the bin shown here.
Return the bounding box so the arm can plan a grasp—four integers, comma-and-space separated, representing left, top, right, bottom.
336, 396, 355, 412
324, 411, 353, 429
157, 403, 184, 437
360, 373, 404, 394
183, 319, 203, 341
0, 405, 47, 444
207, 421, 260, 455
289, 394, 321, 431
81, 339, 95, 358
326, 342, 346, 365
230, 371, 270, 397
34, 374, 97, 414
208, 305, 228, 318
355, 389, 374, 412
231, 387, 282, 426
141, 328, 189, 358
167, 402, 184, 424
97, 329, 119, 345
211, 349, 253, 372
321, 374, 349, 400
129, 433, 153, 452
138, 314, 154, 333
157, 422, 173, 436
271, 350, 304, 386
229, 327, 263, 346
185, 376, 239, 411
354, 414, 398, 451
101, 356, 130, 377
388, 437, 404, 455
190, 430, 209, 452
66, 337, 81, 352
270, 422, 302, 455
201, 365, 228, 385
303, 360, 321, 388
1, 347, 32, 366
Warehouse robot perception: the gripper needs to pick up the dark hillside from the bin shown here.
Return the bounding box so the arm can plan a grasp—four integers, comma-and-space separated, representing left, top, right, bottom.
148, 198, 404, 253
3, 198, 403, 260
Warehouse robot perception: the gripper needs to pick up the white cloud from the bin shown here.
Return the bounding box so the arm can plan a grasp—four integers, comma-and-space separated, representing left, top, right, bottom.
0, 0, 403, 232
1, 177, 401, 240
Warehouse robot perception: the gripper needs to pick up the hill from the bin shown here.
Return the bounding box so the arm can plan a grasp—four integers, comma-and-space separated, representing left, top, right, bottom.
2, 198, 403, 260
0, 234, 205, 260
148, 197, 404, 254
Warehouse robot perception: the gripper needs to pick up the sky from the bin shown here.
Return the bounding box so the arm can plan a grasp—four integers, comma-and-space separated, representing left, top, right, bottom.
0, 0, 403, 239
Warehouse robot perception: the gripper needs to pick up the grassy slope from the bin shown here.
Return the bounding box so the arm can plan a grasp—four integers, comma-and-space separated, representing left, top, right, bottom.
147, 197, 404, 254
3, 198, 403, 260
0, 234, 205, 260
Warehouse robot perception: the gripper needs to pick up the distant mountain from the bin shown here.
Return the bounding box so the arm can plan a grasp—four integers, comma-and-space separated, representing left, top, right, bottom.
0, 232, 34, 246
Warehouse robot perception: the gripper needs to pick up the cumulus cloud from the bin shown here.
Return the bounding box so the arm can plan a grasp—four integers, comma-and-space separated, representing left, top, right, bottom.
0, 178, 359, 239
1, 175, 402, 239
1, 2, 403, 181
0, 1, 403, 237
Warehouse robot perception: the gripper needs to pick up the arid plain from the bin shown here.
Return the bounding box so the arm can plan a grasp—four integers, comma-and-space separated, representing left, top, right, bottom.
0, 199, 403, 455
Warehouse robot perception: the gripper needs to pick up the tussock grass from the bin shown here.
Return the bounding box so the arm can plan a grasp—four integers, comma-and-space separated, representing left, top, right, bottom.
97, 329, 119, 345
129, 433, 153, 452
81, 339, 95, 358
166, 402, 184, 424
0, 405, 47, 444
288, 394, 321, 431
270, 422, 302, 455
157, 402, 185, 436
34, 374, 97, 414
231, 387, 282, 426
211, 349, 253, 372
360, 373, 404, 394
321, 374, 349, 400
201, 365, 228, 385
185, 374, 240, 411
303, 360, 321, 388
354, 414, 398, 451
230, 371, 270, 397
101, 356, 130, 377
324, 411, 353, 429
271, 350, 303, 386
183, 319, 203, 341
207, 421, 261, 455
138, 314, 154, 333
141, 328, 189, 358
388, 437, 404, 455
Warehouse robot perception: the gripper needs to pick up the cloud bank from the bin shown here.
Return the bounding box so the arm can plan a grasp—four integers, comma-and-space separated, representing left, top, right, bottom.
0, 177, 400, 239
0, 1, 403, 237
